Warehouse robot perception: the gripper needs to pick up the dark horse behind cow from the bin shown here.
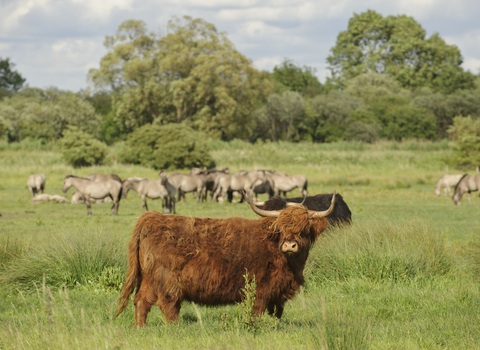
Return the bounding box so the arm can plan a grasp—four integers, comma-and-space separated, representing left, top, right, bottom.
115, 191, 336, 326
257, 192, 351, 226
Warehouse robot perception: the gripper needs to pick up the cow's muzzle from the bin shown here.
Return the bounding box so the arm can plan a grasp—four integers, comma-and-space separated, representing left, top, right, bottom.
282, 241, 298, 254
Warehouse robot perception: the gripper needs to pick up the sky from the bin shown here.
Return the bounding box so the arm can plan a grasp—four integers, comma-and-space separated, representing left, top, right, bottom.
1, 0, 480, 92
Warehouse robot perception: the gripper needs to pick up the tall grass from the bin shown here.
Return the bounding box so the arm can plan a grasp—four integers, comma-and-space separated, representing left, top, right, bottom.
0, 139, 56, 151
0, 225, 127, 291
306, 219, 454, 284
0, 236, 25, 270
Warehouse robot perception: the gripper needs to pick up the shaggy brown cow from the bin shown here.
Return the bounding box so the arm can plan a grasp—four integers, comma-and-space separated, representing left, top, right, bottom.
116, 191, 335, 326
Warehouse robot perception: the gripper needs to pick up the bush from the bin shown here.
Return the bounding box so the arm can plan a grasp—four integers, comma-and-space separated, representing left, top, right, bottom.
344, 121, 381, 143
305, 219, 453, 284
120, 123, 215, 169
446, 115, 480, 168
382, 105, 437, 140
0, 226, 127, 290
60, 126, 107, 167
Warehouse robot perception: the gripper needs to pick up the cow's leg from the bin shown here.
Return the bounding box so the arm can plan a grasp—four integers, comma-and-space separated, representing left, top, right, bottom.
468, 192, 471, 206
252, 298, 268, 316
156, 293, 182, 324
133, 281, 157, 327
28, 186, 34, 197
267, 300, 285, 319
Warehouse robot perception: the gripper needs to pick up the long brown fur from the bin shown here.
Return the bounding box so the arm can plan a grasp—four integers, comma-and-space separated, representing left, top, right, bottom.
116, 206, 328, 326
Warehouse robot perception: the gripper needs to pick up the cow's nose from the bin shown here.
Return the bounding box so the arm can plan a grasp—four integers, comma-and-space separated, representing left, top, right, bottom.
282, 241, 298, 253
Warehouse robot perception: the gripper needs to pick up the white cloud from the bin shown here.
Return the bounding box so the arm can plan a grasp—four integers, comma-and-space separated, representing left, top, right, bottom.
252, 56, 283, 71
463, 58, 480, 73
0, 0, 50, 31
70, 0, 134, 19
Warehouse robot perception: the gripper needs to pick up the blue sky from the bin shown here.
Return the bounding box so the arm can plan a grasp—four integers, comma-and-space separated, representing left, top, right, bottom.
1, 0, 479, 91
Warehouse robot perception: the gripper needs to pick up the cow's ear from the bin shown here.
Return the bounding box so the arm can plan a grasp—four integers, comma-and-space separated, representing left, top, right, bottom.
309, 218, 328, 243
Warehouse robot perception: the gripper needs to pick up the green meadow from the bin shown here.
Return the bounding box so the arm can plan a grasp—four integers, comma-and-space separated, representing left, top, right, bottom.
1, 139, 480, 349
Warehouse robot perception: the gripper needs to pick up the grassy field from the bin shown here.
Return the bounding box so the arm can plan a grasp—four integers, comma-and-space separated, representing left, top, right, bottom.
1, 139, 480, 349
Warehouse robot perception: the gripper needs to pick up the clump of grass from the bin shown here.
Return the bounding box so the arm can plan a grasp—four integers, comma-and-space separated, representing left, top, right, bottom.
0, 236, 26, 270
306, 219, 453, 284
309, 297, 371, 350
0, 226, 127, 291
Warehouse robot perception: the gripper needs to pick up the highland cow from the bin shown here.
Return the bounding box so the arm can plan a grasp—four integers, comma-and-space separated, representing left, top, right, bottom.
116, 191, 336, 326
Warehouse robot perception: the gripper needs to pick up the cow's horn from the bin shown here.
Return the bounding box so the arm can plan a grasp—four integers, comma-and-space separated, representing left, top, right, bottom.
285, 195, 307, 208
243, 190, 281, 217
308, 191, 336, 218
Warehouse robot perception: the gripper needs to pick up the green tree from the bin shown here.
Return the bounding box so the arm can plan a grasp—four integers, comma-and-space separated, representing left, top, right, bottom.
0, 58, 26, 95
89, 17, 271, 140
309, 91, 364, 142
412, 89, 480, 138
253, 91, 305, 142
84, 91, 125, 144
0, 88, 102, 142
382, 105, 437, 140
272, 58, 322, 97
61, 127, 107, 168
327, 10, 475, 93
120, 123, 215, 169
344, 72, 408, 103
447, 116, 480, 168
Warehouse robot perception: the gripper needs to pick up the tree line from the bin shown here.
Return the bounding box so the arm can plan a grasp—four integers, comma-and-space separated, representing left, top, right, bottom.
1, 12, 480, 168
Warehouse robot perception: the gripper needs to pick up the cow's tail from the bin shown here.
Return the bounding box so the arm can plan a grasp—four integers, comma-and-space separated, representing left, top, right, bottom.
115, 223, 142, 317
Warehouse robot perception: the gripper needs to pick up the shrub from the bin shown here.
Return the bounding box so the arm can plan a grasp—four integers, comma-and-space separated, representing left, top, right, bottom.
344, 121, 381, 143
305, 219, 453, 284
0, 226, 127, 290
446, 115, 480, 168
60, 126, 107, 167
120, 123, 215, 169
382, 105, 438, 140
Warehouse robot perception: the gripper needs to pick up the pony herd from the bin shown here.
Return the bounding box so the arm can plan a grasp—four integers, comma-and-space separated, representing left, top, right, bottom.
27, 168, 310, 216
435, 173, 480, 205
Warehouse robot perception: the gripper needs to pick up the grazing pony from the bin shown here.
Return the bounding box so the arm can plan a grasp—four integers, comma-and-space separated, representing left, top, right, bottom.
434, 174, 464, 197
62, 175, 122, 215
452, 174, 480, 205
122, 177, 174, 213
